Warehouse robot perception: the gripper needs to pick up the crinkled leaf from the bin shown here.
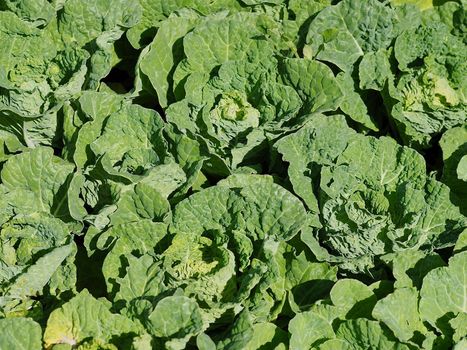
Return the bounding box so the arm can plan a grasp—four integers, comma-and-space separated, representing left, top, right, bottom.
0, 317, 42, 350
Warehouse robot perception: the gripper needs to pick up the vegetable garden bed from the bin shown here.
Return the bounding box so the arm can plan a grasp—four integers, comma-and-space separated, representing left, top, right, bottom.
0, 0, 466, 349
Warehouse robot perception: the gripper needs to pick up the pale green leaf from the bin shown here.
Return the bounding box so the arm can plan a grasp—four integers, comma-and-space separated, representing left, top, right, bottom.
0, 317, 42, 350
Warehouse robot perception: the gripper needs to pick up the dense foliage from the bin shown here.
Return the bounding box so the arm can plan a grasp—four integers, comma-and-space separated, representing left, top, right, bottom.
0, 0, 466, 349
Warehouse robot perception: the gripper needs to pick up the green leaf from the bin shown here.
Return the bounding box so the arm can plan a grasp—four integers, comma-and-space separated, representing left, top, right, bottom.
109, 182, 171, 225
139, 13, 200, 108
391, 0, 433, 11
0, 317, 42, 350
0, 0, 55, 25
172, 177, 307, 242
419, 251, 467, 331
440, 125, 467, 214
450, 312, 467, 343
58, 0, 141, 47
114, 254, 165, 304
458, 156, 467, 181
217, 310, 254, 350
288, 0, 331, 28
305, 0, 397, 71
336, 72, 378, 131
381, 250, 445, 289
335, 319, 411, 349
197, 333, 217, 350
123, 231, 237, 323
280, 58, 342, 114
358, 49, 392, 91
454, 229, 467, 254
126, 0, 241, 49
100, 221, 168, 294
147, 295, 203, 337
275, 114, 356, 213
387, 22, 467, 149
317, 339, 351, 350
174, 12, 263, 90
330, 279, 377, 319
1, 147, 74, 216
0, 213, 70, 264
44, 289, 139, 348
147, 295, 203, 347
244, 322, 288, 350
90, 105, 165, 177
0, 12, 88, 119
284, 250, 337, 313
6, 244, 72, 298
68, 91, 125, 168
373, 287, 426, 342
66, 172, 88, 221
289, 310, 334, 349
